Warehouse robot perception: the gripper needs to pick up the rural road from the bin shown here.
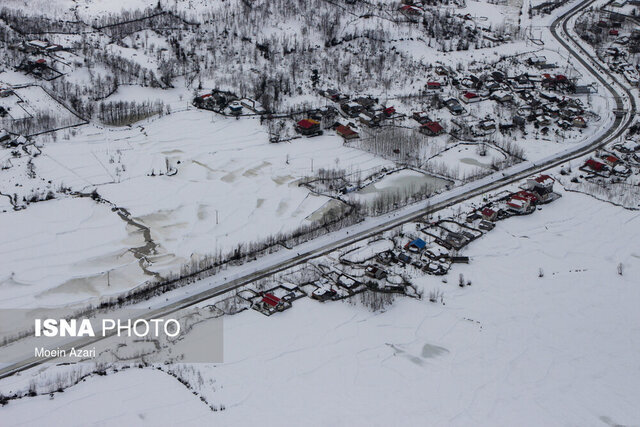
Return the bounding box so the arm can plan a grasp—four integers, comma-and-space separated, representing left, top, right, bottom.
0, 0, 635, 380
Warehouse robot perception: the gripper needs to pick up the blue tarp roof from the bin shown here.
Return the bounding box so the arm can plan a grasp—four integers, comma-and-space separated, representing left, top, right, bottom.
409, 238, 426, 249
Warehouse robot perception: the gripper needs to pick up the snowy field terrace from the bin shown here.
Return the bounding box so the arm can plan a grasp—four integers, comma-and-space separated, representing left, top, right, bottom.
0, 109, 393, 307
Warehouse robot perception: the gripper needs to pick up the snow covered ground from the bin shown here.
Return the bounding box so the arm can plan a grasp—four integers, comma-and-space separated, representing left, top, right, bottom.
2, 188, 638, 426
1, 368, 213, 426
0, 197, 143, 308
0, 110, 394, 307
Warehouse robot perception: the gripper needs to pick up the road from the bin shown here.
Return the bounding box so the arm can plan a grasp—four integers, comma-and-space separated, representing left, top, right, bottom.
0, 0, 635, 380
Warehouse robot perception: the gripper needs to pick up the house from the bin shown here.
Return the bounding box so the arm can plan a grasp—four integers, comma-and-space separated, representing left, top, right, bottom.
45, 43, 63, 52
544, 104, 560, 116
506, 195, 531, 214
513, 115, 526, 128
499, 122, 515, 131
572, 116, 587, 128
399, 4, 422, 15
383, 106, 396, 117
420, 121, 444, 136
478, 220, 495, 231
354, 96, 376, 108
585, 158, 605, 172
426, 81, 442, 91
259, 293, 290, 312
536, 115, 552, 126
610, 29, 619, 36
365, 265, 387, 279
312, 287, 337, 302
511, 74, 535, 91
481, 207, 497, 221
337, 275, 359, 289
479, 119, 496, 131
603, 155, 620, 167
358, 112, 377, 127
461, 91, 480, 103
466, 212, 481, 223
573, 85, 593, 94
26, 40, 49, 50
527, 174, 555, 199
405, 238, 427, 252
0, 88, 13, 98
377, 250, 397, 265
445, 98, 465, 115
445, 232, 468, 249
229, 101, 243, 115
336, 124, 359, 140
397, 253, 412, 264
539, 91, 559, 102
412, 111, 431, 124
516, 190, 539, 205
491, 90, 512, 103
527, 55, 547, 66
296, 118, 321, 135
341, 101, 363, 117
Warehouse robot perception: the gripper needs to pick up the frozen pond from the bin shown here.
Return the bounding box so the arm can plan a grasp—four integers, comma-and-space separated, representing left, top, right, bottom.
349, 169, 452, 204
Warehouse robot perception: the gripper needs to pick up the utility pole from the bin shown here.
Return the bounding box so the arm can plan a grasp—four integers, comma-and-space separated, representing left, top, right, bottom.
107, 270, 110, 287
216, 209, 219, 225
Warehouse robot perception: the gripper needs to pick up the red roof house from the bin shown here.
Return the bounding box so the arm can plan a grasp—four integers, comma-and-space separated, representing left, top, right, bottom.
261, 293, 281, 308
384, 106, 396, 116
585, 159, 605, 171
481, 207, 497, 221
604, 155, 619, 166
462, 91, 480, 103
400, 4, 422, 15
507, 195, 530, 213
528, 174, 554, 192
336, 124, 359, 140
516, 190, 539, 204
296, 118, 321, 135
420, 121, 444, 136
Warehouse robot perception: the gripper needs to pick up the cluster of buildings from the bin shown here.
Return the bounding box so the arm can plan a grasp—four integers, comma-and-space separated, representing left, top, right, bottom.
581, 151, 632, 177
193, 89, 266, 116
448, 61, 591, 132
472, 175, 557, 223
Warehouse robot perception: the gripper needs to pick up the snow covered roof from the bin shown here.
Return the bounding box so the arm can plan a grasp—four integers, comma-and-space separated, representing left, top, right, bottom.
507, 198, 526, 209
492, 90, 510, 98
28, 40, 48, 48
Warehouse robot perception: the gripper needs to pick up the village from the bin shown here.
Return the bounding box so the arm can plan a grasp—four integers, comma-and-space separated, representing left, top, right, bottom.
204, 173, 562, 317
193, 49, 598, 151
